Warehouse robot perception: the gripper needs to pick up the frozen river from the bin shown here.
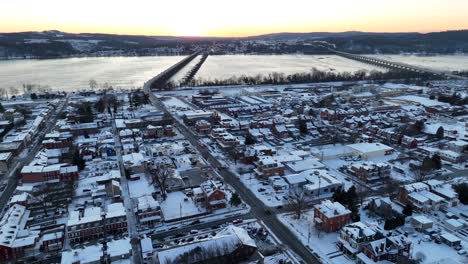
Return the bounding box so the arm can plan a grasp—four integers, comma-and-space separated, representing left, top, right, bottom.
0, 54, 466, 91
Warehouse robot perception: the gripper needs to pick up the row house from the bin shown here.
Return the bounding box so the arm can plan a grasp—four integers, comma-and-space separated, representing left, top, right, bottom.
314, 200, 351, 232
42, 131, 73, 149
253, 156, 285, 179
211, 128, 227, 140
67, 122, 99, 136
0, 205, 40, 262
401, 135, 419, 148
217, 133, 240, 149
39, 231, 64, 253
136, 195, 162, 227
320, 108, 369, 121
144, 125, 174, 138
21, 164, 79, 183
447, 139, 468, 153
67, 203, 127, 244
243, 145, 276, 164
339, 222, 383, 257
348, 162, 391, 184
247, 128, 273, 142
398, 180, 457, 211
182, 110, 218, 126
195, 120, 212, 134
272, 125, 289, 138
359, 235, 411, 263
0, 152, 13, 172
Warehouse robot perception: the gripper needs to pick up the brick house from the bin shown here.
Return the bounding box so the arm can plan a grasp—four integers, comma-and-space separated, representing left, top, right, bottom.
20, 164, 79, 183
253, 156, 285, 179
67, 203, 127, 244
314, 200, 351, 232
201, 180, 227, 210
359, 235, 411, 263
195, 120, 212, 134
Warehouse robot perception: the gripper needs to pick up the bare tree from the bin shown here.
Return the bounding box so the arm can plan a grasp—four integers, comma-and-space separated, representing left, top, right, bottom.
8, 86, 18, 97
89, 79, 98, 89
288, 188, 307, 219
146, 162, 173, 200
413, 169, 427, 182
0, 87, 7, 99
382, 178, 399, 196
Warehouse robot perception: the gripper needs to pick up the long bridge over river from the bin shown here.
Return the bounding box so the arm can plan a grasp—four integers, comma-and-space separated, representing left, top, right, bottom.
331, 49, 465, 80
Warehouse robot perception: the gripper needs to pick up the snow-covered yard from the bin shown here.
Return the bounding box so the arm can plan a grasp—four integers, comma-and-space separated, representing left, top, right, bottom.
128, 175, 155, 198
278, 210, 354, 264
160, 191, 207, 221
239, 173, 288, 207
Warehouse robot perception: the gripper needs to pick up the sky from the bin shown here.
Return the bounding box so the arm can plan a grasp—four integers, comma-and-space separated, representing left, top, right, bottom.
1, 0, 468, 37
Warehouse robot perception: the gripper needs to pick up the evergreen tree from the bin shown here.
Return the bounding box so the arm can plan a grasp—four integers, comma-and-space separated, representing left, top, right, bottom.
230, 193, 242, 207
298, 119, 308, 134
72, 149, 86, 171
436, 126, 444, 139
431, 154, 442, 170
421, 156, 434, 172
453, 183, 468, 205
0, 102, 4, 113
403, 203, 413, 216
244, 133, 256, 145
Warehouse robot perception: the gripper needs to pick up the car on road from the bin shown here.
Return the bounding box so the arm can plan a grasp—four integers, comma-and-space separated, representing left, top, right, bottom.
232, 219, 243, 224
189, 230, 199, 234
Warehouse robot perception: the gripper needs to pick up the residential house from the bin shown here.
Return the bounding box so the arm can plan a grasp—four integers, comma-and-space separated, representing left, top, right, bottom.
314, 200, 351, 232
253, 156, 285, 179
136, 195, 162, 227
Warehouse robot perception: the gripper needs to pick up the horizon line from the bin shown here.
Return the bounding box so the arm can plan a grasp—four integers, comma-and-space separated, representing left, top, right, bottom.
2, 28, 468, 38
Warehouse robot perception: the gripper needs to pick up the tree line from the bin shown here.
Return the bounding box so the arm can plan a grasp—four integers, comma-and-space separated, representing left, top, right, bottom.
163, 68, 434, 89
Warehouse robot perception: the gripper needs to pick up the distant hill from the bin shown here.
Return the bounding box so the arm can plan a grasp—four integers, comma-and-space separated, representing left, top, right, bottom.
246, 31, 416, 40
0, 30, 467, 59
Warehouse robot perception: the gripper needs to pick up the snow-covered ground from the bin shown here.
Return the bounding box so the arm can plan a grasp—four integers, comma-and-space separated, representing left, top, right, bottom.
128, 175, 155, 198
394, 95, 449, 107
278, 210, 353, 264
161, 96, 193, 111
160, 191, 207, 221
239, 173, 288, 207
